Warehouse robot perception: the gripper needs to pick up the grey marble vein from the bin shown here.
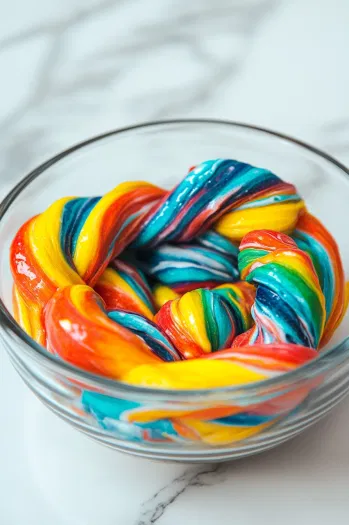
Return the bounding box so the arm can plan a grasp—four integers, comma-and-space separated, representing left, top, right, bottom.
0, 0, 127, 184
139, 0, 279, 119
0, 0, 279, 187
135, 463, 228, 525
0, 0, 120, 52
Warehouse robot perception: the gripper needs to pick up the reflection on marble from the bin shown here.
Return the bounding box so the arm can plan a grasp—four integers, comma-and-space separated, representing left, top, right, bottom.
1, 0, 349, 523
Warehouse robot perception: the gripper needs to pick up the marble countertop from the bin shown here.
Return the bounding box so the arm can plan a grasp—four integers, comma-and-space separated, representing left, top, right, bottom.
1, 0, 349, 523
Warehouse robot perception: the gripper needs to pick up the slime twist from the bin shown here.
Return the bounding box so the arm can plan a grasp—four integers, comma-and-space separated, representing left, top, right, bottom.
9, 157, 348, 445
133, 159, 304, 247
11, 182, 164, 344
155, 283, 255, 359
45, 285, 180, 379
96, 343, 318, 444
292, 211, 349, 346
137, 236, 239, 294
235, 230, 326, 348
94, 259, 155, 319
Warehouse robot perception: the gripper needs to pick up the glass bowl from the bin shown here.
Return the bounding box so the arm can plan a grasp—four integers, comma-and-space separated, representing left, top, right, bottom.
1, 119, 349, 463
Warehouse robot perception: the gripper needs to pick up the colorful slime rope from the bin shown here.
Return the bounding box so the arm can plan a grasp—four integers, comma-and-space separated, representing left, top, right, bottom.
10, 158, 348, 445
234, 230, 326, 348
83, 343, 318, 444
94, 259, 155, 319
45, 285, 180, 377
11, 182, 164, 344
137, 234, 239, 293
132, 159, 304, 247
155, 283, 255, 359
292, 211, 349, 346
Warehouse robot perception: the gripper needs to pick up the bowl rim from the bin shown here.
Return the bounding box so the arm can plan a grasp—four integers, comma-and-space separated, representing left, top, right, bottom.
1, 117, 349, 400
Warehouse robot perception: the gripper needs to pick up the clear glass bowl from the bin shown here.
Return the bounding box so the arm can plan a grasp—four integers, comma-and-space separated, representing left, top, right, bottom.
1, 119, 349, 463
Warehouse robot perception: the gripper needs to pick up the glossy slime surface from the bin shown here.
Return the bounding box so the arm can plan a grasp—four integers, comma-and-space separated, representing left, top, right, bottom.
10, 158, 349, 445
235, 229, 326, 348
155, 283, 255, 359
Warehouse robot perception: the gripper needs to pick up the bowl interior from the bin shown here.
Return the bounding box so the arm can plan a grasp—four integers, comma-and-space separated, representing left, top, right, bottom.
1, 120, 349, 353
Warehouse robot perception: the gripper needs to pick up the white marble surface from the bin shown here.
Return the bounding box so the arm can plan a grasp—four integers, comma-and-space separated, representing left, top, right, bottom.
1, 0, 349, 523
